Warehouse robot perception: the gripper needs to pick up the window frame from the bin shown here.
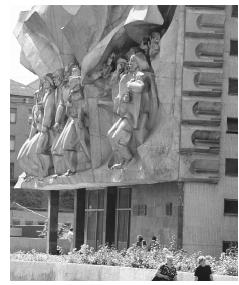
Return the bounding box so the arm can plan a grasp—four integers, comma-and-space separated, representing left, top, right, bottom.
228, 78, 238, 96
10, 108, 17, 124
166, 202, 173, 216
10, 135, 15, 152
115, 187, 132, 250
231, 5, 238, 18
224, 199, 238, 216
10, 162, 14, 180
225, 158, 238, 177
226, 117, 238, 134
223, 241, 238, 253
84, 188, 107, 249
230, 40, 238, 56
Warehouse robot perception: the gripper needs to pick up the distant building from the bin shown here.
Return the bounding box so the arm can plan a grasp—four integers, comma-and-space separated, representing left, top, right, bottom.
10, 79, 34, 187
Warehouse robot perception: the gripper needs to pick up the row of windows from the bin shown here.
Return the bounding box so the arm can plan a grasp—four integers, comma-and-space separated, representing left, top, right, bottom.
12, 219, 45, 226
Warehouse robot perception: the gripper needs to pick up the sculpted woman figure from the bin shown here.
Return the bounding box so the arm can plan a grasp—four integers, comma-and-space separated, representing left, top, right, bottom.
17, 74, 56, 178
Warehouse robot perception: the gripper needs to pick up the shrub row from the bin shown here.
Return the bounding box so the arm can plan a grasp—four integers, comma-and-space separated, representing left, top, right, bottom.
11, 244, 238, 276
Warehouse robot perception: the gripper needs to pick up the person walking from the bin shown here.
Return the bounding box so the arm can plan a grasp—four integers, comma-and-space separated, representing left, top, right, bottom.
194, 256, 213, 281
152, 255, 177, 281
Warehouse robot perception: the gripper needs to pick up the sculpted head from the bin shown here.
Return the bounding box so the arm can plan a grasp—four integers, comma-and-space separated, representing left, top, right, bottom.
116, 57, 127, 73
129, 52, 149, 72
71, 65, 81, 78
149, 32, 161, 58
53, 68, 64, 87
43, 73, 55, 89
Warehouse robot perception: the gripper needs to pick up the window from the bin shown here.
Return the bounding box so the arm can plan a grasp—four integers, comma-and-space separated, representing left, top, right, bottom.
225, 158, 238, 177
10, 163, 14, 180
10, 108, 17, 124
85, 189, 106, 249
38, 221, 45, 225
193, 101, 221, 116
115, 188, 131, 250
28, 108, 33, 125
192, 130, 220, 146
133, 204, 147, 216
230, 40, 238, 56
190, 159, 219, 174
166, 202, 173, 216
224, 199, 238, 215
25, 221, 33, 225
223, 241, 238, 253
228, 78, 238, 95
231, 5, 238, 18
12, 219, 20, 225
10, 135, 15, 151
227, 118, 238, 134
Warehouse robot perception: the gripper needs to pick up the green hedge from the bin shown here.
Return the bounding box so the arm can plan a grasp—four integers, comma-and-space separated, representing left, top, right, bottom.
11, 244, 238, 276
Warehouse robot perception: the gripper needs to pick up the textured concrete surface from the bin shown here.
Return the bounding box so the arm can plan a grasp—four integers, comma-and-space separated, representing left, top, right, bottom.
10, 237, 70, 254
10, 261, 238, 281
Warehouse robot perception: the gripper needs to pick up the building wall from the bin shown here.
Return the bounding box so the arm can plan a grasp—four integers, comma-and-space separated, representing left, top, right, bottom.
10, 96, 33, 180
11, 209, 74, 226
130, 183, 183, 248
183, 6, 238, 257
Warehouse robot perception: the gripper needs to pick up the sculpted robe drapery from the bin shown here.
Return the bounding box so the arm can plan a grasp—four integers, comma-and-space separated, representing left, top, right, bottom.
17, 88, 56, 178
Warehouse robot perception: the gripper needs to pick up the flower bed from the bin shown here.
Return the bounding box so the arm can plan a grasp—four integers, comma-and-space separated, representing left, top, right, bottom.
11, 244, 238, 276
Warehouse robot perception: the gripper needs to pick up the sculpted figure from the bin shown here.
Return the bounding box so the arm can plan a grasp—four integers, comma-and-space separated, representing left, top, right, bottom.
107, 52, 159, 169
149, 32, 161, 58
52, 65, 91, 176
35, 73, 56, 176
51, 65, 73, 174
17, 74, 56, 177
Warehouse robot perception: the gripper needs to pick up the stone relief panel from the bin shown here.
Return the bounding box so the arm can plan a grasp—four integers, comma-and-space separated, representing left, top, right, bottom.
14, 5, 182, 189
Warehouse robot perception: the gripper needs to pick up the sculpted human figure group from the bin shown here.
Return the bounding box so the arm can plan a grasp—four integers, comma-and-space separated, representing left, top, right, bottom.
18, 31, 160, 178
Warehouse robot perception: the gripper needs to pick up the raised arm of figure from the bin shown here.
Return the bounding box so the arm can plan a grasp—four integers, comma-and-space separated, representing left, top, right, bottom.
41, 90, 55, 132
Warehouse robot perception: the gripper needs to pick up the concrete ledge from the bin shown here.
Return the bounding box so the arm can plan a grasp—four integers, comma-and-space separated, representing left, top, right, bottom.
10, 237, 70, 254
10, 261, 238, 281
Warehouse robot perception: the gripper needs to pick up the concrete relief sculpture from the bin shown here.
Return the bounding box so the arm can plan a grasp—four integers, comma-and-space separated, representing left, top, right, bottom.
14, 5, 179, 188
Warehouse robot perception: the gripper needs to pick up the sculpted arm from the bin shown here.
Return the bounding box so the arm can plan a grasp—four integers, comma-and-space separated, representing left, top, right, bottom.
29, 106, 37, 139
54, 92, 65, 126
127, 79, 144, 93
41, 93, 55, 132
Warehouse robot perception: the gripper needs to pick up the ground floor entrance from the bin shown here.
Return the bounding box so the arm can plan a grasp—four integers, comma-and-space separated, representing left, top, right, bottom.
84, 187, 132, 250
46, 182, 184, 254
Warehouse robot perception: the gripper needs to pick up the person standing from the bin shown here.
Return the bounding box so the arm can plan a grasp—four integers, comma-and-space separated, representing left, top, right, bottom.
152, 255, 177, 281
67, 227, 74, 252
194, 256, 213, 281
136, 235, 143, 247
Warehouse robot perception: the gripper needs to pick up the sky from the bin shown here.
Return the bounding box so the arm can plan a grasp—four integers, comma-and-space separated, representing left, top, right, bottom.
10, 5, 38, 85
